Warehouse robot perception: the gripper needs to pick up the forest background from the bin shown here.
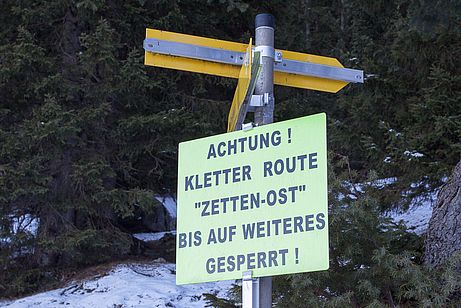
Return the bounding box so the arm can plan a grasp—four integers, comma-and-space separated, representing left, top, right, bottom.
0, 0, 460, 306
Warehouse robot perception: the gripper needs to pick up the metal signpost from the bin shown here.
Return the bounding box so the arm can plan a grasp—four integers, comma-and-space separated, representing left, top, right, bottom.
144, 13, 363, 308
253, 14, 274, 307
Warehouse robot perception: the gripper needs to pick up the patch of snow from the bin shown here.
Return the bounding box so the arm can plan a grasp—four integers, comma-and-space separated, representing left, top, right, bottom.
1, 215, 39, 245
387, 128, 402, 138
337, 259, 351, 267
365, 73, 378, 79
338, 178, 397, 201
133, 231, 176, 242
1, 263, 234, 308
367, 143, 377, 150
340, 177, 437, 235
388, 190, 437, 234
155, 195, 177, 219
11, 214, 39, 236
347, 193, 358, 200
371, 177, 397, 189
384, 156, 392, 163
403, 150, 424, 159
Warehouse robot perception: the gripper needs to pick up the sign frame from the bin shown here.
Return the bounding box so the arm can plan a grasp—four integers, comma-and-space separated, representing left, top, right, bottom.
176, 113, 329, 285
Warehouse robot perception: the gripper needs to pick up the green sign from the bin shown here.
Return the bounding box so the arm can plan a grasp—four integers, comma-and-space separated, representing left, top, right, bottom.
176, 113, 328, 284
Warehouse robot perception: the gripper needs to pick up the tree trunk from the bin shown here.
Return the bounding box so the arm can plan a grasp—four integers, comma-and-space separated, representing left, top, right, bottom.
36, 4, 81, 267
424, 159, 461, 266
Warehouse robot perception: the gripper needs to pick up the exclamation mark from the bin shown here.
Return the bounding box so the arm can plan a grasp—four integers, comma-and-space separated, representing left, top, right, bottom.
295, 247, 299, 264
287, 128, 292, 143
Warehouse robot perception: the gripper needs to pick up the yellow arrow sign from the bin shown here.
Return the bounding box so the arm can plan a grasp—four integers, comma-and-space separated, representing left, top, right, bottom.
227, 39, 253, 132
274, 49, 347, 93
145, 28, 244, 79
144, 28, 350, 93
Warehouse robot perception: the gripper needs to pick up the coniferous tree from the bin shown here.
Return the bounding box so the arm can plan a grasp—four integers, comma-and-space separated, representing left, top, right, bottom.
1, 0, 460, 302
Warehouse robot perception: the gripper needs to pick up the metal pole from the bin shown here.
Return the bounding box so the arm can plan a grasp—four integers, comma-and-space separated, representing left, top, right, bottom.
254, 13, 274, 308
254, 13, 275, 126
242, 271, 259, 307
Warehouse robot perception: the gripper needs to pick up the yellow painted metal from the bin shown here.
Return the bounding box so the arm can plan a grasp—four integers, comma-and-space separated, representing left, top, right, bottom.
227, 39, 252, 132
145, 28, 245, 78
274, 49, 348, 93
145, 28, 349, 92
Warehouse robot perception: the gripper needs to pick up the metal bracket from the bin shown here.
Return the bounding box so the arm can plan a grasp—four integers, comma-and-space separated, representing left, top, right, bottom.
275, 59, 363, 83
274, 50, 283, 63
249, 93, 271, 107
254, 45, 275, 59
253, 46, 281, 62
144, 38, 245, 65
242, 122, 254, 131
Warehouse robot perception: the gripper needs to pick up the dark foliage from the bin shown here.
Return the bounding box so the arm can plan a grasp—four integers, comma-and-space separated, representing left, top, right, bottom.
0, 0, 459, 304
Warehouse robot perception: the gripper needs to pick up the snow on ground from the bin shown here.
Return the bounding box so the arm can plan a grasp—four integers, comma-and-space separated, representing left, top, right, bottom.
11, 214, 39, 236
342, 177, 438, 235
389, 203, 433, 234
133, 231, 176, 242
0, 183, 440, 307
0, 263, 234, 308
1, 214, 39, 245
155, 195, 177, 219
354, 177, 438, 235
388, 190, 437, 235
